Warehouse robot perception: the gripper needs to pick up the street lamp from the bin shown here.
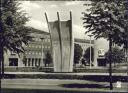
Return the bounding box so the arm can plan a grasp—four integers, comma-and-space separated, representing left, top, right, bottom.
88, 34, 93, 69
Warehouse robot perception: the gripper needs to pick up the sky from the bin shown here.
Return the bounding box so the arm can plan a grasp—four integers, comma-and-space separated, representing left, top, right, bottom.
19, 1, 92, 39
19, 1, 109, 51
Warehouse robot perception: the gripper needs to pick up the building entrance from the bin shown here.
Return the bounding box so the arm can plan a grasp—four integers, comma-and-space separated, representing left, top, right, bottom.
97, 58, 106, 66
9, 58, 18, 66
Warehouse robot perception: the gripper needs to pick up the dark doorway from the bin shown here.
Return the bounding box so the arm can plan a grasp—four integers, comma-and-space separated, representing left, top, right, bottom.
9, 58, 18, 66
97, 58, 106, 66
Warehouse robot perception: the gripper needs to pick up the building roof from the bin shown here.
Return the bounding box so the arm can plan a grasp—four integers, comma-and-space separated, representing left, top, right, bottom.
74, 38, 94, 44
27, 27, 49, 35
27, 27, 94, 44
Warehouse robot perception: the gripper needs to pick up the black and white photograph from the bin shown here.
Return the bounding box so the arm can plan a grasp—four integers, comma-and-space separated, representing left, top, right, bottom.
0, 0, 128, 93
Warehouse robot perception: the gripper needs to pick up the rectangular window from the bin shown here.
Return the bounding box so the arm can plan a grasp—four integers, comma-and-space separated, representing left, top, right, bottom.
9, 58, 18, 66
35, 58, 38, 66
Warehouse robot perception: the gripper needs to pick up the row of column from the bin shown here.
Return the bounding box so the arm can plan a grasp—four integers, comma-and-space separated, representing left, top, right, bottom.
24, 58, 41, 67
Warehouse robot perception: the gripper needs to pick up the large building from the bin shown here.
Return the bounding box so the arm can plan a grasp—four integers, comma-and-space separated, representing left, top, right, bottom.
4, 28, 109, 68
23, 29, 51, 67
4, 28, 51, 67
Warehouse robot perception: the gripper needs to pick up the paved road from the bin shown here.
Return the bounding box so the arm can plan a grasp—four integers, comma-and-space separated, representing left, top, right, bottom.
1, 79, 128, 92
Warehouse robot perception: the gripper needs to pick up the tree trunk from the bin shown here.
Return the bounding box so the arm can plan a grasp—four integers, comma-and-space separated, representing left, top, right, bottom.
0, 46, 2, 93
0, 2, 4, 79
0, 45, 4, 78
0, 47, 2, 79
126, 47, 128, 74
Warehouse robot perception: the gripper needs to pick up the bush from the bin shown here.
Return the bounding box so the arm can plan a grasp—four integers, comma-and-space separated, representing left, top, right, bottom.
73, 68, 127, 73
4, 67, 54, 72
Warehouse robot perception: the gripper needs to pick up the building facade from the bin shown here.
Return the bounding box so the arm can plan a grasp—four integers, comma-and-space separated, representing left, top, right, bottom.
4, 29, 109, 68
74, 38, 97, 66
4, 28, 51, 67
74, 38, 94, 55
23, 30, 51, 67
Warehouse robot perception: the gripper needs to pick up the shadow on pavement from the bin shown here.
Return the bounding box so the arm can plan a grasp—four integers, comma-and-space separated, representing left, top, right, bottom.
60, 83, 109, 88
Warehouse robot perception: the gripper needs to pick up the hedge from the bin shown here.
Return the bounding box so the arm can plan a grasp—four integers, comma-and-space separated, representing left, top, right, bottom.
4, 67, 127, 73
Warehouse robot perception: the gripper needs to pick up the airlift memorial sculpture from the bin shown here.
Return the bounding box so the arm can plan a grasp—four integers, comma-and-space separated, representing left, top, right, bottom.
45, 12, 74, 72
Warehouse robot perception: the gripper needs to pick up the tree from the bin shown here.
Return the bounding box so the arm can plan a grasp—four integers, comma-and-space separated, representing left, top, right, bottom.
44, 51, 52, 67
82, 0, 128, 90
74, 44, 83, 67
83, 47, 94, 66
0, 0, 32, 76
83, 0, 126, 41
105, 47, 125, 67
83, 0, 128, 52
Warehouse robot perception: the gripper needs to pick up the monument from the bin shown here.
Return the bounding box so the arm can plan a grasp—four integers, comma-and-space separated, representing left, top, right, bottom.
45, 12, 74, 72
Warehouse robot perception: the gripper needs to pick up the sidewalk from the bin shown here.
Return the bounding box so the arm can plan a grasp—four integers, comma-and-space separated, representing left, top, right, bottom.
4, 72, 128, 76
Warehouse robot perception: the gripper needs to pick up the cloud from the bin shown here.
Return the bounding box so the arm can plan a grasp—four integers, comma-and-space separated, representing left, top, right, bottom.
26, 19, 48, 32
65, 1, 81, 6
19, 1, 41, 13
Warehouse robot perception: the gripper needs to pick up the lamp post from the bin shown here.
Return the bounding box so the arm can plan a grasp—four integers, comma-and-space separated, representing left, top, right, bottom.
108, 34, 113, 90
88, 34, 93, 69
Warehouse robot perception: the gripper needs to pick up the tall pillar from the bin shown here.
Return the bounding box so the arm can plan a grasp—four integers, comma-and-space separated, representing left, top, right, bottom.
35, 58, 37, 66
28, 58, 30, 67
33, 58, 35, 67
29, 58, 32, 67
32, 58, 34, 67
36, 58, 39, 66
38, 58, 41, 66
40, 58, 44, 67
26, 58, 28, 67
